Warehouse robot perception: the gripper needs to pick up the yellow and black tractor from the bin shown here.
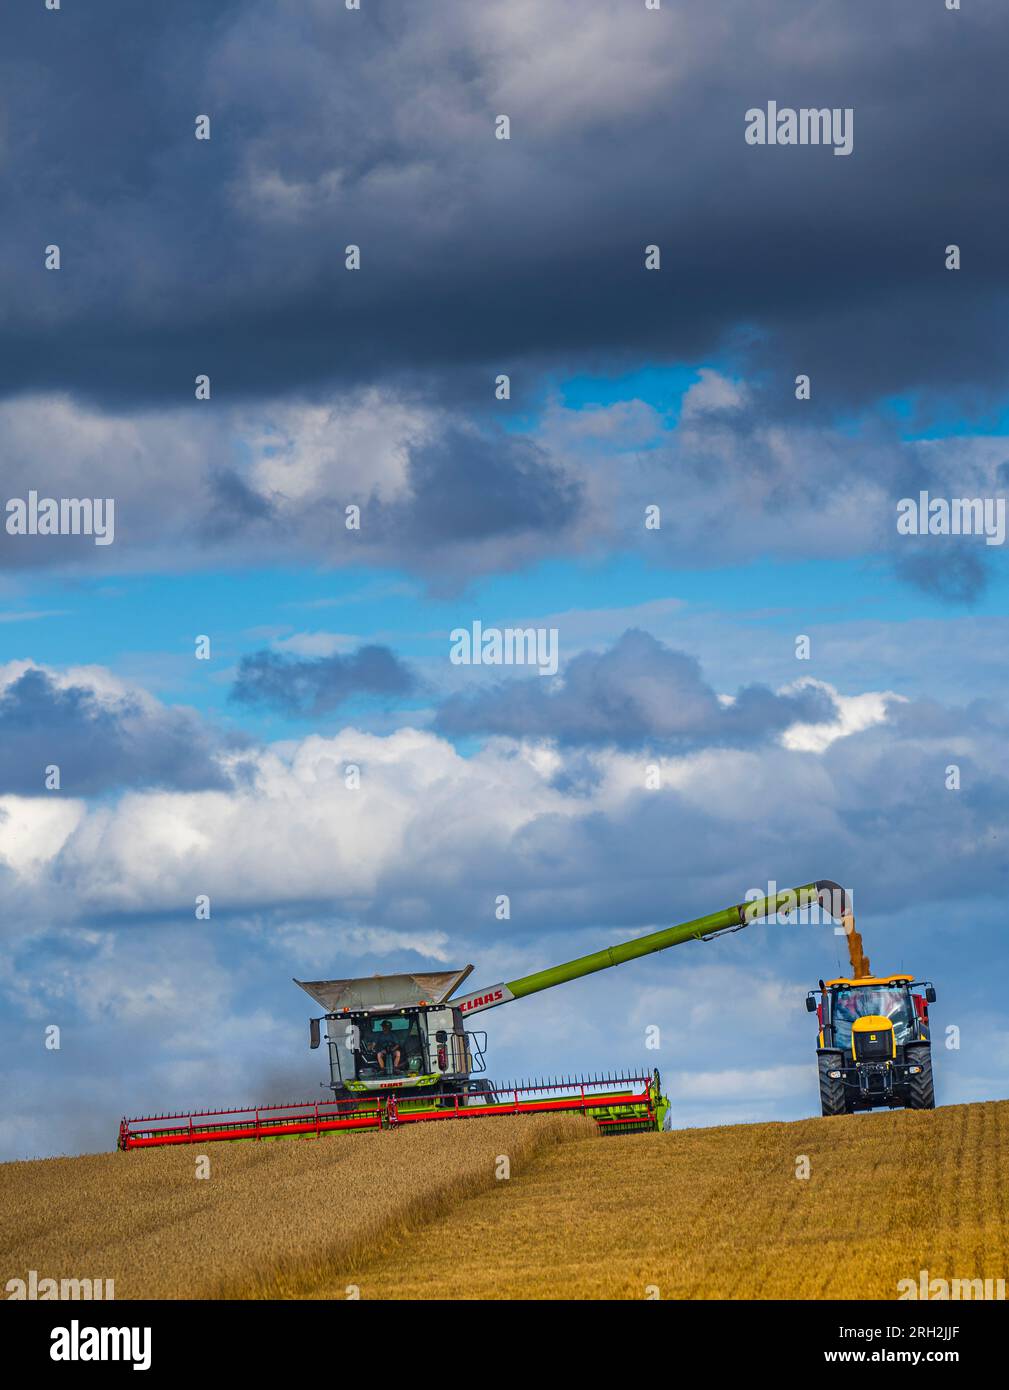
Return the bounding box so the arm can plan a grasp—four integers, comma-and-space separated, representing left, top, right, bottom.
807, 974, 937, 1115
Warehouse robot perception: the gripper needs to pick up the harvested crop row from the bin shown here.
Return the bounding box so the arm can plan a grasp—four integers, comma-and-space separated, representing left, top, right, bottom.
0, 1114, 592, 1300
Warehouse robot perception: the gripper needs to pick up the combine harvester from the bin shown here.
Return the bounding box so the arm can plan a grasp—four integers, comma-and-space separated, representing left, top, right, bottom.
119, 879, 932, 1149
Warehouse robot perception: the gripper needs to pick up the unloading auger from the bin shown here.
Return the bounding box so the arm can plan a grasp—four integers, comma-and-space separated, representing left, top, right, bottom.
118, 880, 856, 1149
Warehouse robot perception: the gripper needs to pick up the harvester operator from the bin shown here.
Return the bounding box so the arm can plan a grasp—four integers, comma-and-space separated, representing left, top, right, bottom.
375, 1019, 403, 1073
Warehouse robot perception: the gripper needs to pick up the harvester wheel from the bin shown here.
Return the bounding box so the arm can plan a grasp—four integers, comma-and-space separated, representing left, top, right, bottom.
905, 1044, 935, 1110
817, 1052, 847, 1117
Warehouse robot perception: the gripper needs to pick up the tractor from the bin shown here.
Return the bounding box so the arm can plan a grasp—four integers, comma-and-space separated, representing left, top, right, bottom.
807, 974, 937, 1115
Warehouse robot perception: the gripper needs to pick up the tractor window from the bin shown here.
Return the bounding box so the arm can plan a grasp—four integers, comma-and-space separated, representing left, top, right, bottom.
830, 987, 915, 1051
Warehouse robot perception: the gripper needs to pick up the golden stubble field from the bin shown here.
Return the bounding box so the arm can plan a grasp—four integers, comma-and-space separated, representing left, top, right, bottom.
4, 1101, 1007, 1300
329, 1099, 1009, 1300
0, 1115, 592, 1299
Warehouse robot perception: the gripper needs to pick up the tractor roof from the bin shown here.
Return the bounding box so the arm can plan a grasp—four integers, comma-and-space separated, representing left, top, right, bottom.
823, 973, 915, 988
294, 966, 474, 1013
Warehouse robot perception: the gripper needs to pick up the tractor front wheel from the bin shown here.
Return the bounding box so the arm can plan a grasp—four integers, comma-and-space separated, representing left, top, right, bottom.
818, 1052, 847, 1117
905, 1044, 935, 1110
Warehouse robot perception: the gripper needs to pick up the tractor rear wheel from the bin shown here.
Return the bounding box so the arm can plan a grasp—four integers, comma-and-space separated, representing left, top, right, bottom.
905, 1044, 935, 1110
818, 1052, 847, 1117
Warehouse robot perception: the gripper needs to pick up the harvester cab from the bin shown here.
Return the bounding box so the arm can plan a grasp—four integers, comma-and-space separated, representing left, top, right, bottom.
807, 975, 937, 1115
297, 968, 488, 1099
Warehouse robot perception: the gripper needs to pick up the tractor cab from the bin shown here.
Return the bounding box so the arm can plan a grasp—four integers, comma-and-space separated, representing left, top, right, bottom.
806, 974, 937, 1115
295, 968, 487, 1098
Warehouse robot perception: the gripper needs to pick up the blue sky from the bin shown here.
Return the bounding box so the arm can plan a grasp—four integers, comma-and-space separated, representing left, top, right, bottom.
3, 0, 1009, 1160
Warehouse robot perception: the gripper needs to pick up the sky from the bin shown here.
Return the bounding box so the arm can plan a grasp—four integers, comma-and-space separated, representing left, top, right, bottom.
2, 0, 1008, 1161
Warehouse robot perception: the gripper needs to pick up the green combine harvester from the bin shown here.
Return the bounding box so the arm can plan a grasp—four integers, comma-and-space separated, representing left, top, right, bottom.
119, 880, 856, 1149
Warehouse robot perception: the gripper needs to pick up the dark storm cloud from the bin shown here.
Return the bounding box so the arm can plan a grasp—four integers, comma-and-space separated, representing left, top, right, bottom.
893, 546, 989, 605
201, 467, 278, 541
1, 1, 1005, 601
434, 629, 836, 748
230, 644, 417, 717
369, 426, 582, 547
2, 0, 1007, 410
0, 667, 239, 795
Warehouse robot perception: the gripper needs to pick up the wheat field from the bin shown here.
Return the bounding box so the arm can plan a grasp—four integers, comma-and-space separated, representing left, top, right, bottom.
4, 1101, 1007, 1300
322, 1099, 1009, 1300
0, 1115, 591, 1299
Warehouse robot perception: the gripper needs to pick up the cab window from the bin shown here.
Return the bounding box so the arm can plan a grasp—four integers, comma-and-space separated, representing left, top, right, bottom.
830, 986, 914, 1051
355, 1014, 423, 1078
